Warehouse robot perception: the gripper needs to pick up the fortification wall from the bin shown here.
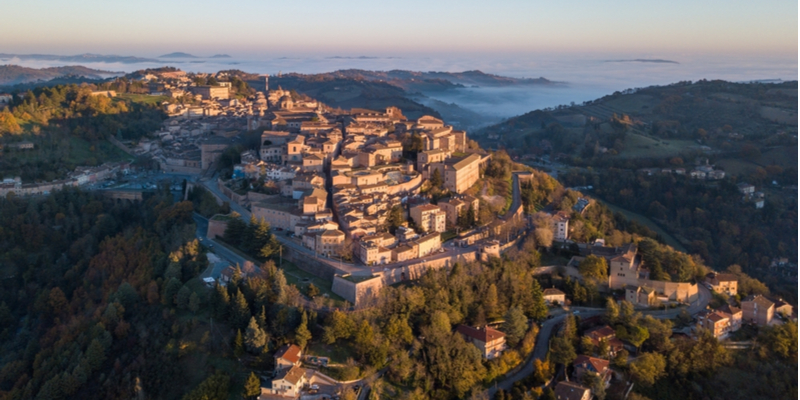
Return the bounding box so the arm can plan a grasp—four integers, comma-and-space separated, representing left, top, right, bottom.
644, 279, 699, 303
283, 247, 341, 281
385, 173, 423, 195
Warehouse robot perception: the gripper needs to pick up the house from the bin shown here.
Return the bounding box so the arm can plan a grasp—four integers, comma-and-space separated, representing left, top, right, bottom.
696, 310, 732, 339
737, 182, 755, 195
264, 365, 308, 398
573, 355, 611, 387
552, 211, 570, 241
274, 344, 302, 371
705, 272, 738, 296
719, 304, 743, 332
625, 285, 657, 307
456, 325, 507, 360
543, 288, 566, 305
741, 295, 774, 326
585, 325, 624, 357
554, 381, 591, 400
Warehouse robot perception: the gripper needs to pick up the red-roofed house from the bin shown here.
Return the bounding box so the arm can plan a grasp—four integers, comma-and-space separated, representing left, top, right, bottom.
543, 288, 566, 305
585, 325, 624, 357
573, 355, 612, 387
274, 344, 302, 371
456, 325, 507, 359
554, 381, 591, 400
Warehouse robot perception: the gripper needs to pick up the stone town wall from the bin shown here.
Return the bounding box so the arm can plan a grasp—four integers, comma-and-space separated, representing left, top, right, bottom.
644, 279, 699, 303
385, 173, 423, 195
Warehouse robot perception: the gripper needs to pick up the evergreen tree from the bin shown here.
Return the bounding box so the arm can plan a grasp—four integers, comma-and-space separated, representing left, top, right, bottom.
212, 283, 230, 320
430, 168, 443, 189
244, 316, 268, 354
223, 213, 247, 244
230, 289, 251, 330
234, 330, 244, 357
243, 372, 261, 400
295, 312, 312, 349
528, 280, 548, 321
502, 306, 528, 347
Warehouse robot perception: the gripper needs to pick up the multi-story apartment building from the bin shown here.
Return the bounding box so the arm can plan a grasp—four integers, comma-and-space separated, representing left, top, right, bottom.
410, 204, 447, 233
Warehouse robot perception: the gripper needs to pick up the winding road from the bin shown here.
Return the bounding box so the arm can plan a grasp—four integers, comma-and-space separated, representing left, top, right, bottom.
488, 284, 712, 396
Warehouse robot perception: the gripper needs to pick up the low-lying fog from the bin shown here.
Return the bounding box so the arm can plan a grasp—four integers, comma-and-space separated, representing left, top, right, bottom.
4, 53, 796, 124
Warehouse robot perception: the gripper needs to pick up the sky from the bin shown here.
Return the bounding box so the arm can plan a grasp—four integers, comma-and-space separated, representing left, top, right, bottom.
1, 0, 797, 57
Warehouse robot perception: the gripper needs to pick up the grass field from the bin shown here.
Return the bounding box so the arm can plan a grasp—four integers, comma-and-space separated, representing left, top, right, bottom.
618, 133, 697, 159
306, 341, 358, 365
117, 93, 169, 106
596, 199, 687, 252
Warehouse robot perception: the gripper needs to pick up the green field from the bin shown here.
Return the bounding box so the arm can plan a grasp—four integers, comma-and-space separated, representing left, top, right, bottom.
596, 199, 687, 252
617, 133, 697, 159
117, 93, 170, 106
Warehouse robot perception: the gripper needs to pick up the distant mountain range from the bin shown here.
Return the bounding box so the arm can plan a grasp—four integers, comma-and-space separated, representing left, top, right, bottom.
604, 59, 680, 64
318, 69, 557, 91
0, 53, 158, 64
0, 65, 118, 86
158, 52, 198, 58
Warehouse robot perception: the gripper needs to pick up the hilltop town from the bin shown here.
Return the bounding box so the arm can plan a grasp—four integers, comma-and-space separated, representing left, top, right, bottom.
0, 68, 795, 400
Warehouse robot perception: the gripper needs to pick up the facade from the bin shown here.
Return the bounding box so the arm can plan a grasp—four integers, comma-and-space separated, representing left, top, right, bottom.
456, 325, 507, 359
438, 195, 479, 227
625, 285, 657, 307
543, 288, 566, 305
705, 272, 738, 296
442, 153, 482, 193
742, 295, 775, 326
267, 365, 307, 398
552, 211, 570, 241
193, 85, 230, 100
410, 204, 447, 233
697, 310, 732, 339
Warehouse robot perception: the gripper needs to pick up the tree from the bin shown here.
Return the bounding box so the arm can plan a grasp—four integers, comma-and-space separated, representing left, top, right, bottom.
604, 297, 619, 325
306, 283, 320, 297
224, 214, 247, 244
177, 285, 191, 309
295, 312, 312, 349
528, 280, 548, 321
244, 317, 268, 354
430, 168, 443, 189
629, 352, 666, 386
85, 338, 107, 372
578, 255, 608, 284
484, 284, 500, 320
613, 349, 629, 368
189, 292, 201, 313
549, 336, 576, 368
242, 372, 261, 400
386, 205, 404, 234
619, 300, 635, 325
234, 329, 244, 357
230, 289, 251, 330
354, 320, 375, 356
503, 306, 528, 347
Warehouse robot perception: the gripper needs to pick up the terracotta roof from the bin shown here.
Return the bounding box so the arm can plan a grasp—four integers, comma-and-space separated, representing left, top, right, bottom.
274, 365, 306, 385
707, 311, 729, 323
274, 344, 302, 364
574, 354, 609, 374
554, 381, 590, 400
744, 295, 775, 309
719, 304, 742, 316
456, 325, 505, 343
586, 325, 616, 341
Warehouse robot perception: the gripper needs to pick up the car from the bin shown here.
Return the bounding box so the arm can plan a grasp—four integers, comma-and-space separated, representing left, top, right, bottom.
208, 244, 214, 248
547, 315, 554, 320
572, 310, 580, 315
311, 384, 319, 390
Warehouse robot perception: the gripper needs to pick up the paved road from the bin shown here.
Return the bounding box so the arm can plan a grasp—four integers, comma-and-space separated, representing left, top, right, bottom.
488, 285, 712, 396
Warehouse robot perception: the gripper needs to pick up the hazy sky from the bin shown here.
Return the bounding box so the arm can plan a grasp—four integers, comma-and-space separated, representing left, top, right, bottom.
1, 0, 796, 57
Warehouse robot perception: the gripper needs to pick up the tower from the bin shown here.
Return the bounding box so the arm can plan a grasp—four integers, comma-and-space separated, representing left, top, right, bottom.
264, 74, 269, 92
